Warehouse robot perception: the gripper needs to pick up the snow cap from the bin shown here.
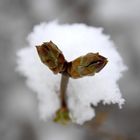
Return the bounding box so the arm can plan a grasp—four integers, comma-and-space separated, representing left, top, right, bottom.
17, 21, 126, 124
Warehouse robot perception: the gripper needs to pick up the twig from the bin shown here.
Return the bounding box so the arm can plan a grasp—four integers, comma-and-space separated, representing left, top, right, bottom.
53, 73, 70, 124
60, 74, 69, 108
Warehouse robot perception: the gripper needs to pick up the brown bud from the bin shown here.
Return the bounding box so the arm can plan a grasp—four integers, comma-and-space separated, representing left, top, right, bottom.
67, 53, 108, 78
36, 41, 66, 74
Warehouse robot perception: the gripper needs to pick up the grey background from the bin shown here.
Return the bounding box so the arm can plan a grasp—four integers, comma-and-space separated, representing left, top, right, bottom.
0, 0, 140, 140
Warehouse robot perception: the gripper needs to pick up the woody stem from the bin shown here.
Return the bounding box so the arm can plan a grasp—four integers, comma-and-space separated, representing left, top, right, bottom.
60, 74, 69, 108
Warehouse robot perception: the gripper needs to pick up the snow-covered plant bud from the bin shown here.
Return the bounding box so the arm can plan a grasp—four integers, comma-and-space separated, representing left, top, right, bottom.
36, 41, 66, 74
17, 21, 127, 125
67, 53, 108, 78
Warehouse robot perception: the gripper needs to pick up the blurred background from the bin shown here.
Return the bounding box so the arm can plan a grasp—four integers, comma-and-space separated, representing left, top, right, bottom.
0, 0, 140, 140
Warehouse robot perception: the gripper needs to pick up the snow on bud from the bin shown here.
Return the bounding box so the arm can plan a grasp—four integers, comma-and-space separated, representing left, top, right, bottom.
17, 21, 126, 124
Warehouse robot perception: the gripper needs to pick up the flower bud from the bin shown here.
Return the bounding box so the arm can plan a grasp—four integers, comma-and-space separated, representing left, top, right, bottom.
36, 41, 66, 74
67, 53, 108, 78
54, 107, 70, 124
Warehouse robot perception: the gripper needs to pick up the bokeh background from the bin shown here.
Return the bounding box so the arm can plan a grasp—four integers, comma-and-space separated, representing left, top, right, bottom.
0, 0, 140, 140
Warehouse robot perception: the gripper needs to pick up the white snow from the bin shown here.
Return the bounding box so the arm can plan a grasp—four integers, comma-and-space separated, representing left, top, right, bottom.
17, 21, 126, 124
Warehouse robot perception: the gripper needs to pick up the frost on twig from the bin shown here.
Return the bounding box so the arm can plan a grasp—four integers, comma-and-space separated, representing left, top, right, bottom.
17, 21, 126, 124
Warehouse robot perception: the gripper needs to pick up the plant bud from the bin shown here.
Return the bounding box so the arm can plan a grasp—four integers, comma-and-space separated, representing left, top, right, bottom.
67, 53, 108, 78
36, 41, 66, 74
54, 107, 70, 124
